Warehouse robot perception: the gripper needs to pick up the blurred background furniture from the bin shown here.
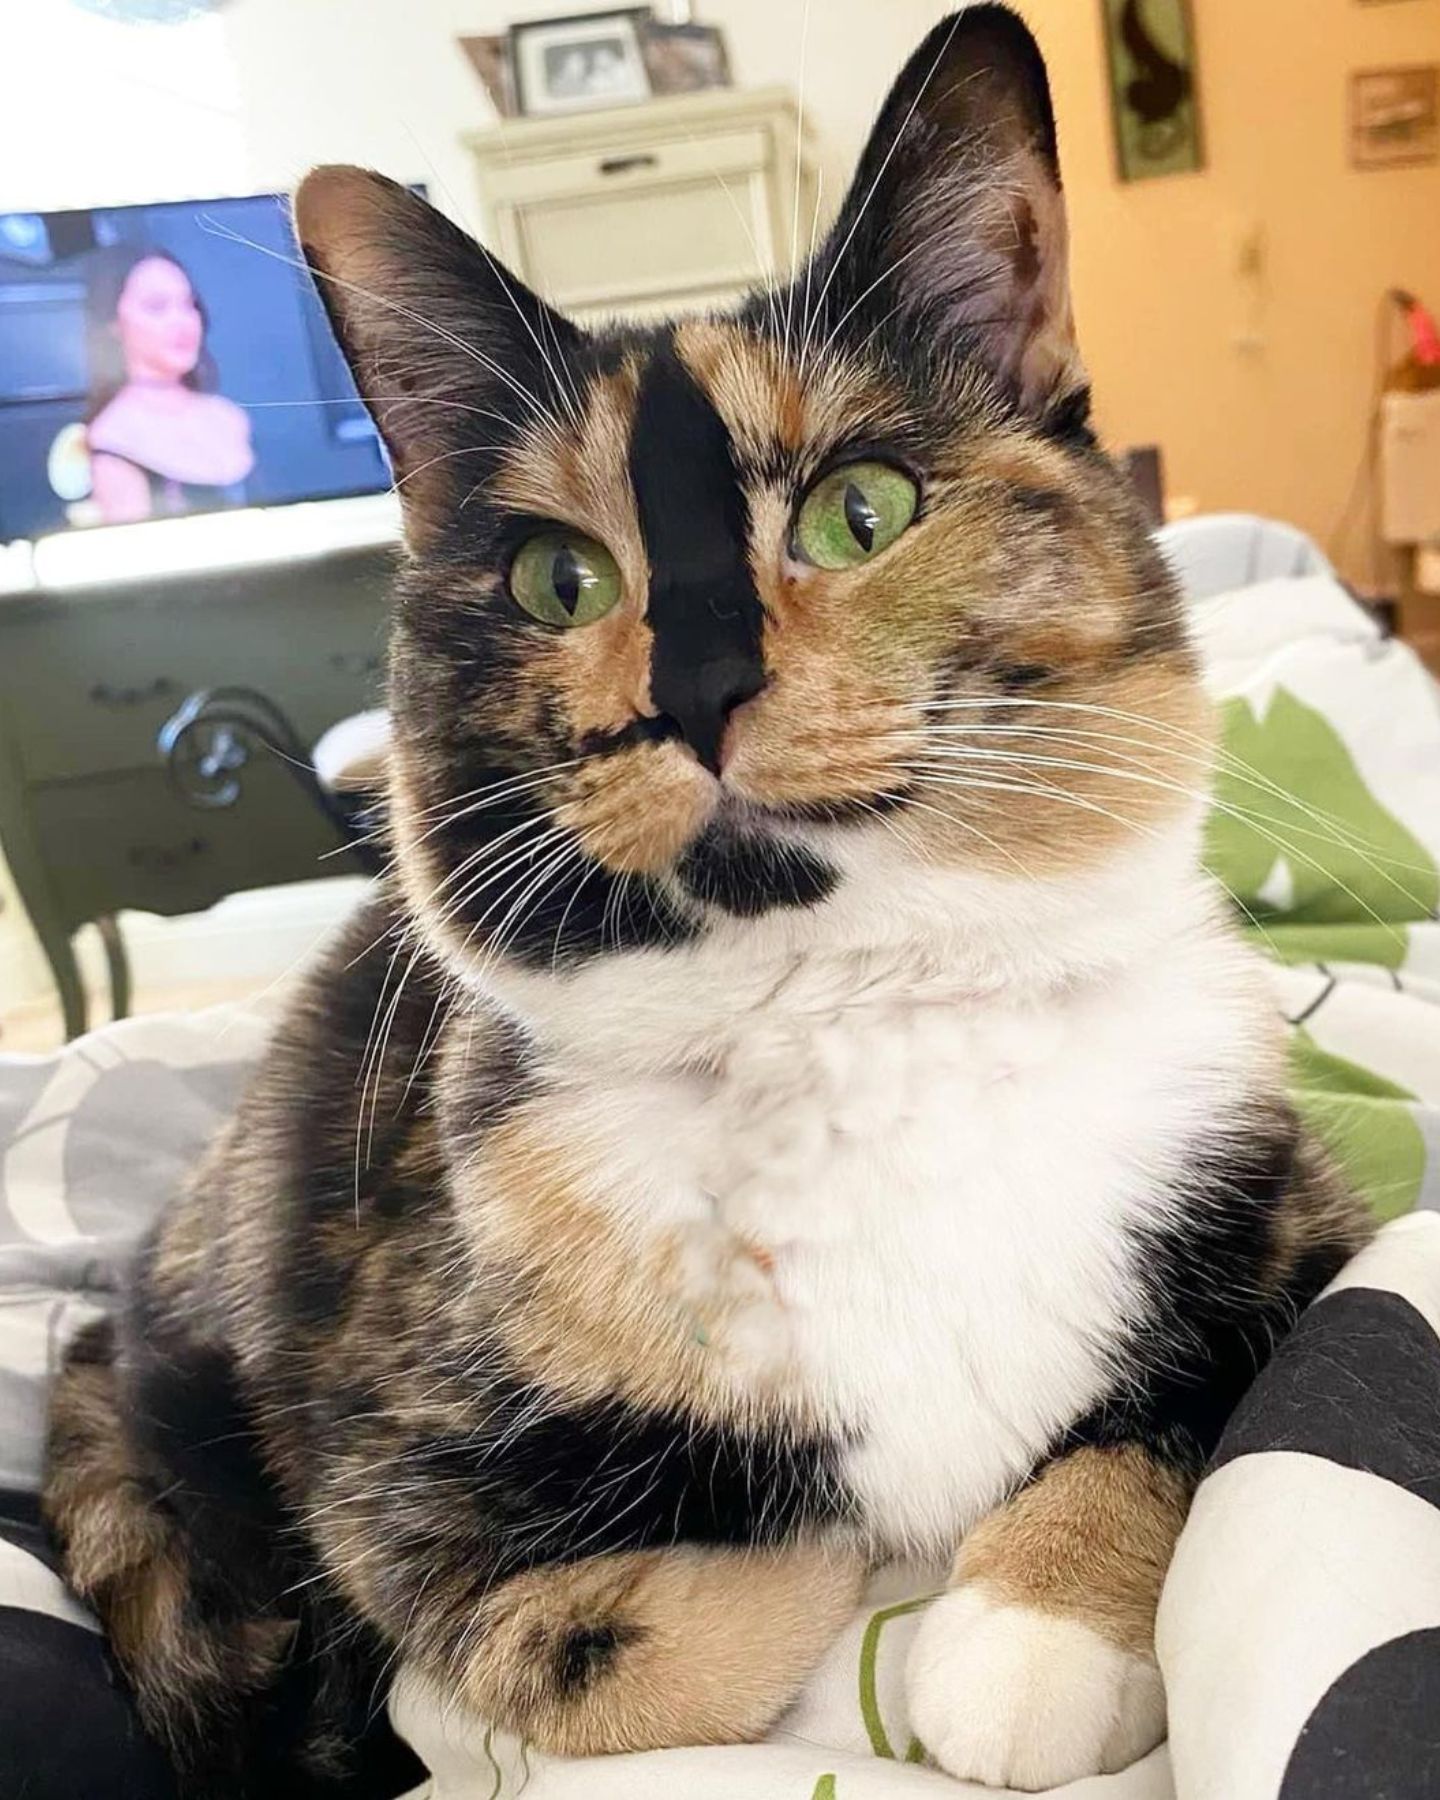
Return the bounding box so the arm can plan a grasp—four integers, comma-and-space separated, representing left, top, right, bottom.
466, 85, 817, 323
0, 545, 390, 1038
1157, 512, 1339, 604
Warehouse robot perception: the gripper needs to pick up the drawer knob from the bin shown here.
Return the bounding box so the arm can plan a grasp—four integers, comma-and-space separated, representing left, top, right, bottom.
127, 837, 208, 873
598, 153, 659, 177
90, 676, 178, 708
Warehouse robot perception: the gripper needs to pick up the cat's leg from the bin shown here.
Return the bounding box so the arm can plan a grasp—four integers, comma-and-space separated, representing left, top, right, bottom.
45, 1315, 414, 1798
907, 1122, 1370, 1790
906, 1444, 1186, 1792
45, 1314, 298, 1784
405, 1542, 865, 1757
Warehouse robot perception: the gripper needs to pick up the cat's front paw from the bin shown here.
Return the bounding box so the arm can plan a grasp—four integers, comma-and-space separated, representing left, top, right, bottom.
905, 1586, 1165, 1792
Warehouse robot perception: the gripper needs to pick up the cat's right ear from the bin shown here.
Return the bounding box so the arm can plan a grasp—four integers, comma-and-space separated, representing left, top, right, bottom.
814, 7, 1086, 427
293, 167, 580, 550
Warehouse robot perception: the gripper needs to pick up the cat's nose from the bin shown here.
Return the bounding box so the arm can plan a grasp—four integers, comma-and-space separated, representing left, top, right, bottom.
652, 656, 766, 776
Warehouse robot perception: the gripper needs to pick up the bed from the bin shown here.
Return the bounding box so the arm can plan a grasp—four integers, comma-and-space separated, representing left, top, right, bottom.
3, 519, 1439, 1798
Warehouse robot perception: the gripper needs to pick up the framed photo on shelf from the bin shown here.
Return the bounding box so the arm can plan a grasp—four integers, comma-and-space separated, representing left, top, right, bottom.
641, 21, 732, 95
509, 10, 654, 118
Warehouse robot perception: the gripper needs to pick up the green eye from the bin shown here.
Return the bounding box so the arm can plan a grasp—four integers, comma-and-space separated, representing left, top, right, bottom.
509, 530, 622, 628
793, 460, 919, 570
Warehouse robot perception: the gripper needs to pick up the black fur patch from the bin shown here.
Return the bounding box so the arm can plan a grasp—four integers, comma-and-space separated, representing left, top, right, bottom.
629, 340, 767, 774
400, 1380, 847, 1583
119, 1272, 423, 1797
553, 1623, 635, 1695
1064, 1112, 1351, 1474
676, 819, 838, 916
995, 663, 1054, 692
427, 783, 694, 967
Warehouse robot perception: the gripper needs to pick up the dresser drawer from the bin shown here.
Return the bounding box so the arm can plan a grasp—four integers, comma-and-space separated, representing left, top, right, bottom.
0, 608, 195, 785
0, 563, 390, 786
468, 88, 815, 325
515, 167, 774, 312
490, 127, 769, 208
31, 762, 359, 931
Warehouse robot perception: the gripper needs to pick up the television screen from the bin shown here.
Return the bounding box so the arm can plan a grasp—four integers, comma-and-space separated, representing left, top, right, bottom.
0, 192, 395, 543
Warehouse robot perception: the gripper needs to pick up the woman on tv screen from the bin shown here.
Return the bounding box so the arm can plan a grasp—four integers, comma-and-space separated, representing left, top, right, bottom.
83, 244, 254, 524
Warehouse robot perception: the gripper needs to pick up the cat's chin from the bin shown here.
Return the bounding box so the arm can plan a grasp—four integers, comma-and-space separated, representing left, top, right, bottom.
672, 808, 840, 919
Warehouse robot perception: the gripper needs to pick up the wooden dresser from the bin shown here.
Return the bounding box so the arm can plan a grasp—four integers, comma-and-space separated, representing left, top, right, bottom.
465, 86, 818, 323
0, 545, 391, 1036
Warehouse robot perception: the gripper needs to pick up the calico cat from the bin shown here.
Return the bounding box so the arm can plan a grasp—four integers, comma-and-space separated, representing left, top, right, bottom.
44, 7, 1369, 1795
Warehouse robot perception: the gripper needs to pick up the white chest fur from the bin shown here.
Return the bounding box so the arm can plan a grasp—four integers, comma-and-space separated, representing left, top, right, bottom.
484, 829, 1274, 1556
695, 988, 1153, 1551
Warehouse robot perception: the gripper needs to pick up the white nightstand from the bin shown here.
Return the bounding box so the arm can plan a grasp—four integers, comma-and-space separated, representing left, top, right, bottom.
464, 86, 819, 324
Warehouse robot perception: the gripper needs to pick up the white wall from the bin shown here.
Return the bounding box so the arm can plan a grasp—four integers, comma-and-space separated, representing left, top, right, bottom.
0, 0, 932, 225
0, 5, 246, 211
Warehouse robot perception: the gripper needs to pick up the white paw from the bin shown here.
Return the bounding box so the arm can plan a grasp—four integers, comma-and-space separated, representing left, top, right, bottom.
905, 1586, 1166, 1792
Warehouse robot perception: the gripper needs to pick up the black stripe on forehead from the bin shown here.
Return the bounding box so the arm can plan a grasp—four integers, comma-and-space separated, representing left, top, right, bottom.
628, 338, 766, 772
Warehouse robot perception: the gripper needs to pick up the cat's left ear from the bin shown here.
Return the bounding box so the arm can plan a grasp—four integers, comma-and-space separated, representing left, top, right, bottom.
819, 5, 1085, 423
293, 167, 581, 550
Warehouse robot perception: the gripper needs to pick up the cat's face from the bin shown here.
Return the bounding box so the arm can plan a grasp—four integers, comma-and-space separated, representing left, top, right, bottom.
297, 6, 1206, 977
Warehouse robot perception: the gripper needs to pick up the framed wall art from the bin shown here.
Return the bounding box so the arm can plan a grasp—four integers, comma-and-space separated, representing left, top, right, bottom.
1351, 65, 1440, 169
1101, 0, 1204, 182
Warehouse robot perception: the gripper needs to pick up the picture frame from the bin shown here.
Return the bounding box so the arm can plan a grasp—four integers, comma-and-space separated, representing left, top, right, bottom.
1100, 0, 1204, 183
640, 21, 732, 96
509, 10, 655, 119
458, 34, 519, 120
1351, 65, 1440, 169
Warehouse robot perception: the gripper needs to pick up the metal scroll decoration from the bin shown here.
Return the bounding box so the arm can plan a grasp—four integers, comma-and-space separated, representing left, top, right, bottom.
158, 686, 382, 871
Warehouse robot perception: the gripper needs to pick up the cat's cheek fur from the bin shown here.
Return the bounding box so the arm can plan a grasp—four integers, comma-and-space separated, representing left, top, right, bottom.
905, 1590, 1166, 1791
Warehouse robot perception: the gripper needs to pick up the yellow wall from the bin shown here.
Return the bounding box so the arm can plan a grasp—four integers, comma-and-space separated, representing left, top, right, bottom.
1038, 0, 1440, 582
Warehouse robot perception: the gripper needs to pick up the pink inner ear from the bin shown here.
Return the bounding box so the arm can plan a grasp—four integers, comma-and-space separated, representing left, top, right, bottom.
899, 142, 1083, 414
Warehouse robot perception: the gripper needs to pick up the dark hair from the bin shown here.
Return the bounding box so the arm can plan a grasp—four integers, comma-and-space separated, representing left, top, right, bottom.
84, 243, 217, 423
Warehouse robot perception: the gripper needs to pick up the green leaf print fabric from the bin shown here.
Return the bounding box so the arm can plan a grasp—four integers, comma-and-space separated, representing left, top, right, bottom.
1193, 574, 1440, 1216
1208, 689, 1438, 948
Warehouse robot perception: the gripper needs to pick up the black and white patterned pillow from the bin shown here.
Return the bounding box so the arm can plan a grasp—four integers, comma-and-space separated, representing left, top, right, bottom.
1160, 1211, 1440, 1799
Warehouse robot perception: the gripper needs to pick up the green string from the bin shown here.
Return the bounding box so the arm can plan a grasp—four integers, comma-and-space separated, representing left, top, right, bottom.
857, 1596, 935, 1758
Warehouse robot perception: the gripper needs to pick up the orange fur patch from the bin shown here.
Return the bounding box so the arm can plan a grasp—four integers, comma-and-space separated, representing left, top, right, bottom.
452, 1107, 811, 1425
554, 741, 715, 875
954, 1446, 1190, 1656
453, 1542, 864, 1756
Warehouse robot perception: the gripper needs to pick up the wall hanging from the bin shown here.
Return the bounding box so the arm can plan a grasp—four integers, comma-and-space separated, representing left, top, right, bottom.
1101, 0, 1204, 182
